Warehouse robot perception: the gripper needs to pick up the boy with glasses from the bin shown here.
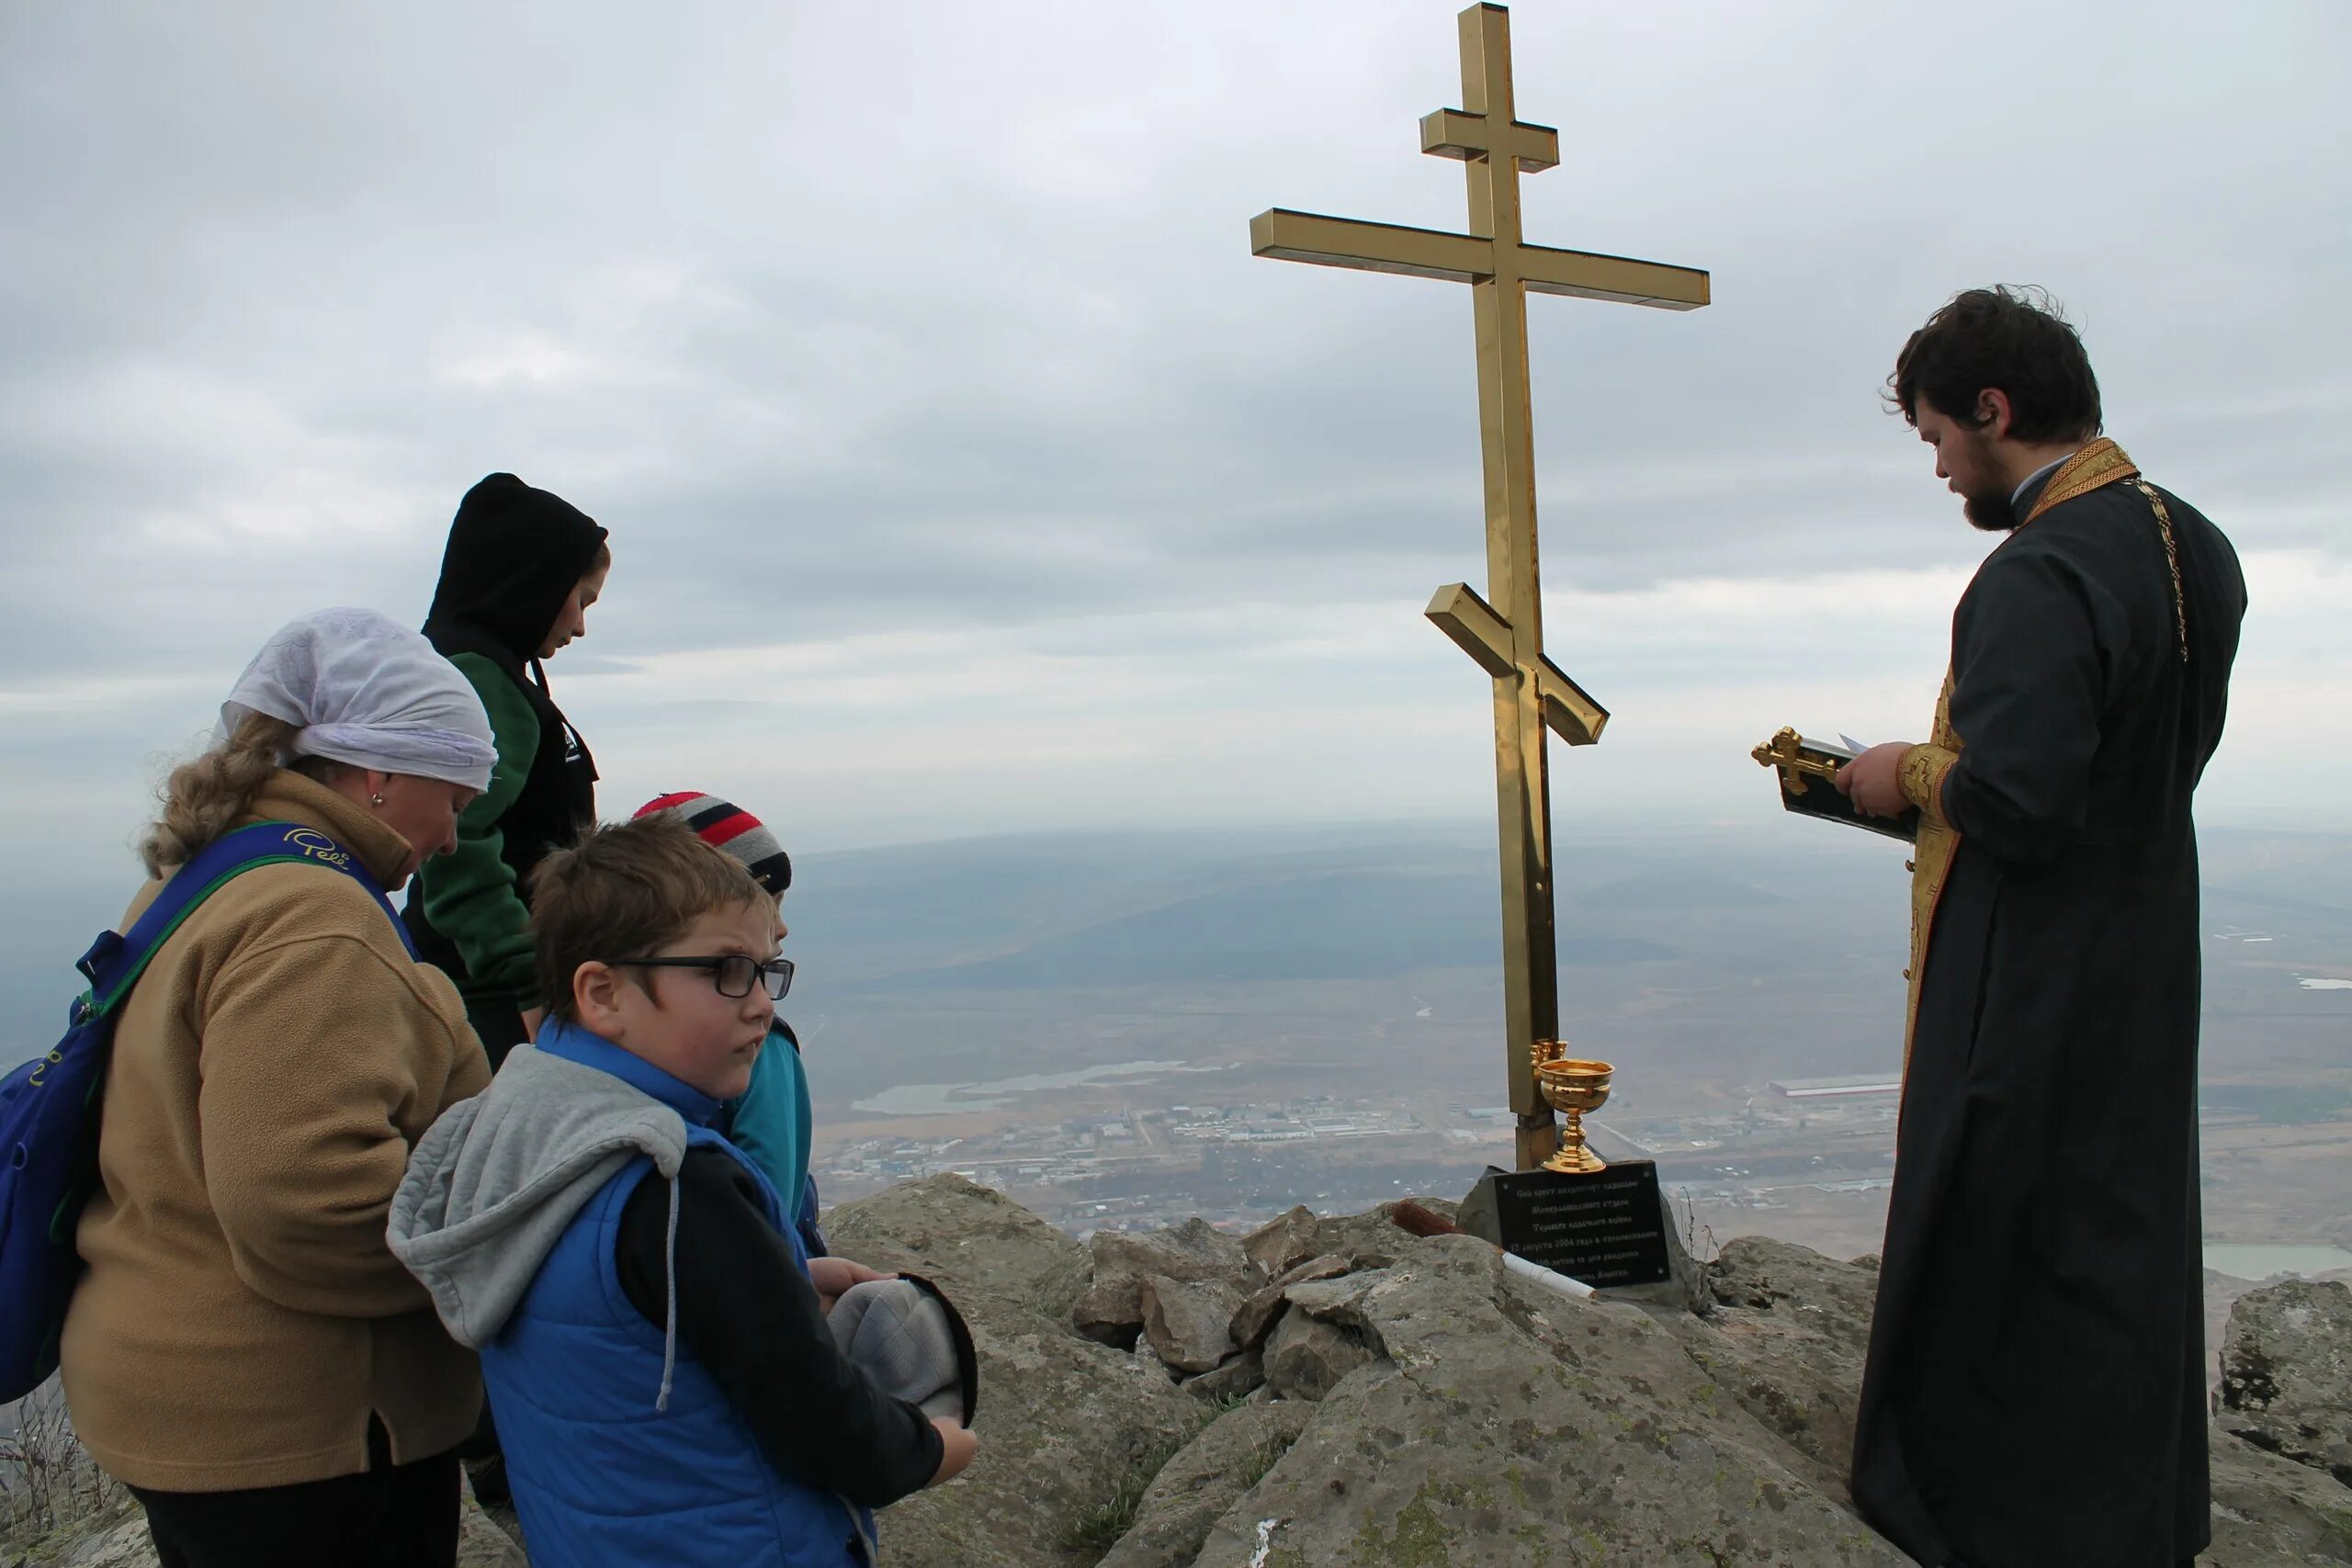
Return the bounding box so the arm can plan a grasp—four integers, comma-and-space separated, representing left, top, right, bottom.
628, 791, 830, 1262
390, 816, 974, 1567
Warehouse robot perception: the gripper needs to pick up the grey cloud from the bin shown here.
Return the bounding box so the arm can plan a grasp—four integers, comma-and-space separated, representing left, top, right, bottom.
2, 0, 2344, 719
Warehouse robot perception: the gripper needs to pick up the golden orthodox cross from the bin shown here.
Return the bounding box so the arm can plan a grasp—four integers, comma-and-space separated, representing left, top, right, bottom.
1250, 3, 1708, 1170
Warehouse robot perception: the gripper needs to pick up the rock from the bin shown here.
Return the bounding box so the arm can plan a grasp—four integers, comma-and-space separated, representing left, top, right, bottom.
1229, 1253, 1352, 1350
459, 1498, 529, 1566
823, 1174, 1089, 1316
2206, 1425, 2352, 1566
1279, 1253, 1356, 1289
1306, 1198, 1444, 1271
728, 1179, 2352, 1566
1073, 1280, 1150, 1350
1183, 1348, 1266, 1404
1227, 1284, 1286, 1353
1243, 1206, 1322, 1277
1261, 1306, 1376, 1402
1094, 1402, 1313, 1568
1131, 1335, 1175, 1380
2216, 1279, 2352, 1487
1190, 1235, 1912, 1566
876, 1300, 1200, 1568
1240, 1199, 1458, 1279
1141, 1275, 1245, 1375
1072, 1218, 1253, 1349
816, 1176, 1205, 1567
55, 1515, 155, 1567
1709, 1235, 1882, 1326
1651, 1235, 1882, 1489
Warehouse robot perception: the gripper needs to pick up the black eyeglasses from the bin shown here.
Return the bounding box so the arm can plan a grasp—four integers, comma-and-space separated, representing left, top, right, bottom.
615, 953, 794, 1000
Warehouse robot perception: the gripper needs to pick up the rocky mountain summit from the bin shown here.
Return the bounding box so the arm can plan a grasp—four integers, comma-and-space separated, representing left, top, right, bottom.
6, 1175, 2347, 1565
829, 1178, 2349, 1567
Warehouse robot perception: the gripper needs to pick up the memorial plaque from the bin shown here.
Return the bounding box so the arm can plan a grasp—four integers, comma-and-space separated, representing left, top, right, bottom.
1457, 1159, 1673, 1288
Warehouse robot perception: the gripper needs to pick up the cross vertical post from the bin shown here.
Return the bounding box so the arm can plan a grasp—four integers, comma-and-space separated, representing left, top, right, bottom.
1250, 3, 1708, 1170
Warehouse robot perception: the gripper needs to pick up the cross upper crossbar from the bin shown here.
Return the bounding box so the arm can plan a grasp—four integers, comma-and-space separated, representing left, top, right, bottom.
1419, 107, 1559, 172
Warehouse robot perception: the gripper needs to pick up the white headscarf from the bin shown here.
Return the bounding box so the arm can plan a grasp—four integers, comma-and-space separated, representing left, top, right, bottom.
218, 608, 499, 793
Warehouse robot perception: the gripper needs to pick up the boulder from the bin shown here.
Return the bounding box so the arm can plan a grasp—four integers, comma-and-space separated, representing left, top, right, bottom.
2205, 1427, 2352, 1566
1227, 1284, 1286, 1354
1238, 1198, 1461, 1279
1709, 1235, 1882, 1325
825, 1174, 1088, 1314
2215, 1279, 2352, 1487
1229, 1253, 1351, 1351
1306, 1197, 1453, 1271
873, 1288, 1200, 1567
1261, 1305, 1377, 1402
820, 1176, 1205, 1567
458, 1502, 530, 1567
1190, 1235, 1913, 1566
1655, 1235, 1883, 1488
1141, 1275, 1245, 1375
1242, 1206, 1322, 1277
1094, 1402, 1313, 1568
1183, 1348, 1266, 1404
53, 1516, 153, 1567
1279, 1253, 1356, 1288
1072, 1218, 1253, 1349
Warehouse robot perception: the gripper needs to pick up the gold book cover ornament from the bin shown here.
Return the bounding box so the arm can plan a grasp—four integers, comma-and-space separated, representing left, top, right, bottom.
1750, 727, 1919, 843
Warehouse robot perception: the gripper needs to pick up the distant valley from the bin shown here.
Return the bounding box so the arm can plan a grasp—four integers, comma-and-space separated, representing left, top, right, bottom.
6, 818, 2347, 1274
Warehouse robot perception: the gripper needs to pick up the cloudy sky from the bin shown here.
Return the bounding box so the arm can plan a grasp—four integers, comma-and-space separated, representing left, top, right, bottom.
4, 0, 2346, 914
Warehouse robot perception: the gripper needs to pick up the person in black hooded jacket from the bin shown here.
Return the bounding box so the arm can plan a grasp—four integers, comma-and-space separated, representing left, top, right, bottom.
405, 472, 611, 1067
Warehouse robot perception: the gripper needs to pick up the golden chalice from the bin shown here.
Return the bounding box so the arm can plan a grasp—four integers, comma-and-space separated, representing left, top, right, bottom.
1534, 1055, 1613, 1174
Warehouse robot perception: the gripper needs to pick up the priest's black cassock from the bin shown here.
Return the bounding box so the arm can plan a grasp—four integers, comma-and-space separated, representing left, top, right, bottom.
1850, 443, 2246, 1568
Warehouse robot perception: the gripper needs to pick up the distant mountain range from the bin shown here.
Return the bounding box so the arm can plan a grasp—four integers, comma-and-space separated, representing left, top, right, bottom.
853, 868, 1678, 991
6, 818, 2346, 1066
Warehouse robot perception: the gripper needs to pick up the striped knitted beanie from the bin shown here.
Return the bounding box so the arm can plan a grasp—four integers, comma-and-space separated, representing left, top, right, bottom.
632, 792, 793, 896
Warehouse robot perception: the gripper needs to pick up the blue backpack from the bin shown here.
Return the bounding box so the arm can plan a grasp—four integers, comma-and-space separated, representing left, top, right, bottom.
0, 821, 417, 1402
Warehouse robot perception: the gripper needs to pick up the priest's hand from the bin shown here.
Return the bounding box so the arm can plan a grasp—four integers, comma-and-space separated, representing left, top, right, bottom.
1836, 741, 1914, 818
808, 1255, 895, 1314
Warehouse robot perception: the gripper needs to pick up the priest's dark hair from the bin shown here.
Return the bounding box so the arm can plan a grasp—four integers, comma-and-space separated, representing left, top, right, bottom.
1888, 286, 2103, 444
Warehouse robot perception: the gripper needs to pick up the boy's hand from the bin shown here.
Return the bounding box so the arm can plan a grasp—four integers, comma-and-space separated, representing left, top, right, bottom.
928, 1418, 978, 1485
808, 1256, 895, 1314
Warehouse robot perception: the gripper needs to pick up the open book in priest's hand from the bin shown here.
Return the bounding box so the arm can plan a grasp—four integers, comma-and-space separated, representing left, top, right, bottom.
1749, 727, 1919, 843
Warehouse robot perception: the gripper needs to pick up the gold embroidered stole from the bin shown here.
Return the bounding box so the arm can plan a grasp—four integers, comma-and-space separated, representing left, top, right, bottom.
1895, 438, 2168, 1075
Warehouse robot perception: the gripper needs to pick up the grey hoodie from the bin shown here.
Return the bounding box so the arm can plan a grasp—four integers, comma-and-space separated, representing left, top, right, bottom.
387, 1042, 693, 1404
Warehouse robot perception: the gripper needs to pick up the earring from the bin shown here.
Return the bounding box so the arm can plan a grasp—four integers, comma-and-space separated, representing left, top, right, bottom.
370, 793, 386, 807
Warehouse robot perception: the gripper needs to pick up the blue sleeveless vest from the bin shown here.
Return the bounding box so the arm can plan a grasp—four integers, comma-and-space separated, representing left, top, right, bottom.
482, 1031, 873, 1567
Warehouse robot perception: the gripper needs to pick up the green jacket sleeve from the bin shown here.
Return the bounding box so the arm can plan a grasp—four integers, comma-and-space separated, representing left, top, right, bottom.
417, 652, 541, 1005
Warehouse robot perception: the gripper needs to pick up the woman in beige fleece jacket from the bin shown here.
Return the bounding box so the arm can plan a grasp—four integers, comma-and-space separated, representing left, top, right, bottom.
59, 610, 501, 1568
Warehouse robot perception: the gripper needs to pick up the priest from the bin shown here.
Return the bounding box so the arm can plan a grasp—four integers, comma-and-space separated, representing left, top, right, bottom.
1835, 287, 2246, 1567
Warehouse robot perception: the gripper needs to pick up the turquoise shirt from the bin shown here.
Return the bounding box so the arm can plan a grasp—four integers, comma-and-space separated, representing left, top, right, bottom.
724, 1021, 810, 1217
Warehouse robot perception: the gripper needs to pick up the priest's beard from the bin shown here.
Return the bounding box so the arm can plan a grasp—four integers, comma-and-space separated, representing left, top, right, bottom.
1962, 488, 2019, 532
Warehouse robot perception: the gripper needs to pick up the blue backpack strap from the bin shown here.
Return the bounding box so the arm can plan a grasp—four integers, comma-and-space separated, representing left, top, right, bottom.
86, 821, 416, 1016
0, 820, 417, 1403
